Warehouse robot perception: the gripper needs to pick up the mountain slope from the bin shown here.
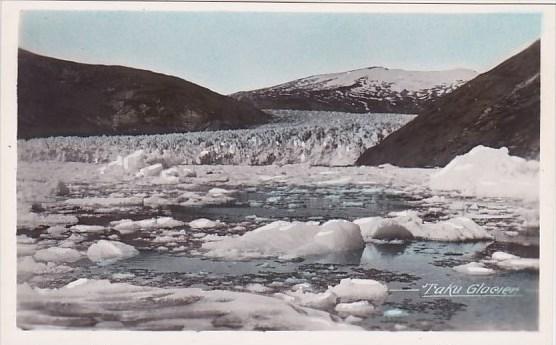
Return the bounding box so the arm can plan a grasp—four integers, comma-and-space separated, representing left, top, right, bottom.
356, 40, 540, 168
231, 67, 477, 113
18, 49, 270, 139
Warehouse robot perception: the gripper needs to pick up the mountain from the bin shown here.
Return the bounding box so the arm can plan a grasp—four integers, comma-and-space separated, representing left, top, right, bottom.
231, 67, 477, 113
356, 40, 540, 168
17, 49, 270, 139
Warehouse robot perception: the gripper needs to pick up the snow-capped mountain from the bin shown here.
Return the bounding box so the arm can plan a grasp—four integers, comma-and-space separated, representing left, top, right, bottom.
232, 67, 478, 113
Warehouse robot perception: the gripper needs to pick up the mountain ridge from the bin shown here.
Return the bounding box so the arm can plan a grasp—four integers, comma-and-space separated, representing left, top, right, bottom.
231, 66, 477, 113
18, 49, 270, 139
355, 40, 540, 167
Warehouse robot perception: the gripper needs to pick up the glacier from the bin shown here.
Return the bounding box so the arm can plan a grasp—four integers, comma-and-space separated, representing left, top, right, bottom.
18, 111, 414, 166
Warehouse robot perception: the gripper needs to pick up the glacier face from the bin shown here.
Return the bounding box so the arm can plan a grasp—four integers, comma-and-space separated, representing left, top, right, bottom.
18, 110, 414, 166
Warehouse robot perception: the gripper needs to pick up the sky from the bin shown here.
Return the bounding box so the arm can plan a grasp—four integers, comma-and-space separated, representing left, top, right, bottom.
19, 11, 541, 94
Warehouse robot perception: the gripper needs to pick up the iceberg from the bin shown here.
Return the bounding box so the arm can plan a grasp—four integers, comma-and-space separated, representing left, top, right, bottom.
429, 146, 539, 201
87, 240, 139, 265
452, 262, 496, 275
327, 278, 388, 304
33, 247, 83, 263
489, 251, 539, 271
202, 220, 364, 259
355, 212, 492, 242
17, 279, 360, 330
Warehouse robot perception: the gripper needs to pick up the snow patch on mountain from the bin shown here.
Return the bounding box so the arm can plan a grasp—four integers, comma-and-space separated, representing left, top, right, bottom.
232, 67, 477, 113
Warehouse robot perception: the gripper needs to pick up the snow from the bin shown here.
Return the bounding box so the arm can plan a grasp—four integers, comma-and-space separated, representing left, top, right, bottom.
18, 279, 360, 330
272, 66, 476, 94
453, 262, 496, 275
355, 212, 492, 242
87, 240, 139, 265
33, 247, 83, 263
327, 278, 388, 304
202, 220, 364, 259
429, 146, 539, 201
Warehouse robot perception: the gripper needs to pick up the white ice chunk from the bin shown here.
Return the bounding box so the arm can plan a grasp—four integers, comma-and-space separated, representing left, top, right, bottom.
87, 240, 139, 265
189, 218, 223, 229
18, 256, 74, 276
495, 258, 539, 271
123, 150, 146, 173
65, 197, 143, 207
429, 146, 539, 201
355, 213, 492, 242
18, 279, 360, 330
112, 216, 185, 234
490, 251, 539, 271
491, 251, 520, 261
69, 224, 106, 233
453, 262, 495, 275
33, 247, 83, 263
327, 278, 388, 304
136, 163, 164, 177
335, 301, 375, 318
282, 289, 338, 310
18, 213, 79, 228
202, 220, 364, 259
46, 226, 69, 236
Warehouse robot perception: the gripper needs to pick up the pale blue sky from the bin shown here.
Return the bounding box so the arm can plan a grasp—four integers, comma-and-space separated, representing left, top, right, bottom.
19, 11, 541, 94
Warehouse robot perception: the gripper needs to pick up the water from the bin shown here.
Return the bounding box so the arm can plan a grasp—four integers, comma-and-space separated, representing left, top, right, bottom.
17, 165, 539, 331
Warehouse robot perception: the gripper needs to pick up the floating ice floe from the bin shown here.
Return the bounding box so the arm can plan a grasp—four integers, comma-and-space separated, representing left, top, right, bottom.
18, 212, 79, 229
201, 220, 364, 259
335, 301, 375, 318
65, 197, 143, 207
189, 218, 224, 229
123, 150, 146, 172
136, 163, 163, 177
452, 262, 496, 275
328, 278, 388, 304
110, 217, 185, 234
87, 240, 139, 265
489, 251, 539, 271
46, 226, 69, 237
143, 195, 172, 207
18, 256, 74, 277
276, 285, 338, 310
17, 279, 359, 330
383, 308, 409, 318
355, 211, 492, 242
429, 146, 539, 201
33, 247, 83, 263
69, 224, 106, 233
